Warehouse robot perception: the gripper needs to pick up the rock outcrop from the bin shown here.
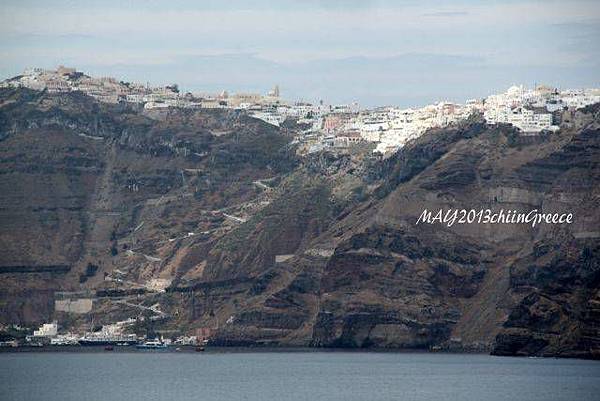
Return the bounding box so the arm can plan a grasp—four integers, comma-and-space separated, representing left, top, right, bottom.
1, 88, 599, 358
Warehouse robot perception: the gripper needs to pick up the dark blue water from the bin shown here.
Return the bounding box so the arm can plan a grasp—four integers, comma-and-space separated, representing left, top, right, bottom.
1, 351, 599, 401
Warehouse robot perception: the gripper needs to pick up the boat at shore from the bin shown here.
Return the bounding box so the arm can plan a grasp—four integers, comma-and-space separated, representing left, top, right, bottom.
136, 338, 168, 349
78, 333, 138, 346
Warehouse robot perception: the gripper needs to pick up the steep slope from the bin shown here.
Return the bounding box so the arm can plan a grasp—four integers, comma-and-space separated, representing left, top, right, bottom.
1, 88, 599, 359
201, 111, 600, 357
0, 87, 298, 323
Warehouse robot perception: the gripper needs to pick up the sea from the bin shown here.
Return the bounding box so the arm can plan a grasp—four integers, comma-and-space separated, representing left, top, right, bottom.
1, 350, 599, 401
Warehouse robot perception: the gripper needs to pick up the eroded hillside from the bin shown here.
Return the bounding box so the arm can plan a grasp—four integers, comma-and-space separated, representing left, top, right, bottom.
1, 88, 599, 358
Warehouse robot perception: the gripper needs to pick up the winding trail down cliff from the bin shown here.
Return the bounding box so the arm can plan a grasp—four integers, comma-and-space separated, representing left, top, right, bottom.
75, 140, 121, 286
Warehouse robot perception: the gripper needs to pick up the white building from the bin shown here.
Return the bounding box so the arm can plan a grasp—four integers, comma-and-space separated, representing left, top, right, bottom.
33, 322, 58, 337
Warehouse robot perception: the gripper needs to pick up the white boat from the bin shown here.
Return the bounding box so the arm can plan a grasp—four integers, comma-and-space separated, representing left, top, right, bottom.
79, 333, 138, 346
136, 338, 168, 349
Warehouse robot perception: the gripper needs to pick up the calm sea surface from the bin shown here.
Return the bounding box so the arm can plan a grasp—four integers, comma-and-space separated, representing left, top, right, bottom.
1, 350, 599, 401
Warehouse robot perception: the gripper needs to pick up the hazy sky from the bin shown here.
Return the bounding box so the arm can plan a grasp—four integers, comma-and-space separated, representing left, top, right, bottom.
1, 0, 599, 107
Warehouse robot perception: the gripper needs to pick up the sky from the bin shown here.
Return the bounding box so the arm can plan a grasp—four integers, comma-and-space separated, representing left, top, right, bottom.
0, 0, 599, 107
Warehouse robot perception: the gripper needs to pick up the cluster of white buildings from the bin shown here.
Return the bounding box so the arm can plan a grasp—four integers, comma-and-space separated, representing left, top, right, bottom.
237, 99, 331, 128
13, 319, 204, 347
1, 66, 186, 108
32, 322, 58, 337
483, 85, 600, 134
0, 66, 286, 112
309, 102, 475, 154
0, 66, 350, 131
302, 85, 600, 156
2, 67, 599, 156
26, 321, 81, 345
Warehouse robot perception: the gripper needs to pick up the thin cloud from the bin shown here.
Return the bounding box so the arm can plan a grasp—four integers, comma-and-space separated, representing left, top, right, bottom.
421, 11, 469, 17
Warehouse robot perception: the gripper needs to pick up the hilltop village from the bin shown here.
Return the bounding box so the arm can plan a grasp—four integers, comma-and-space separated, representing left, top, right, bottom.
2, 66, 599, 157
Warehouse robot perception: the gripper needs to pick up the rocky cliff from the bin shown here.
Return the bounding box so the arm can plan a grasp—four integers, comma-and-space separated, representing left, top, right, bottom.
1, 88, 598, 358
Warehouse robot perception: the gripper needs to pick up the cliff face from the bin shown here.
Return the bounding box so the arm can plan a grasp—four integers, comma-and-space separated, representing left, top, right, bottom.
1, 88, 599, 358
0, 88, 298, 322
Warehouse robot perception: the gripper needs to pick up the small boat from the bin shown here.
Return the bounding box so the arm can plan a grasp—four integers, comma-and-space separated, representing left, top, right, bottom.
79, 333, 137, 346
195, 346, 205, 352
136, 339, 168, 349
104, 345, 114, 351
